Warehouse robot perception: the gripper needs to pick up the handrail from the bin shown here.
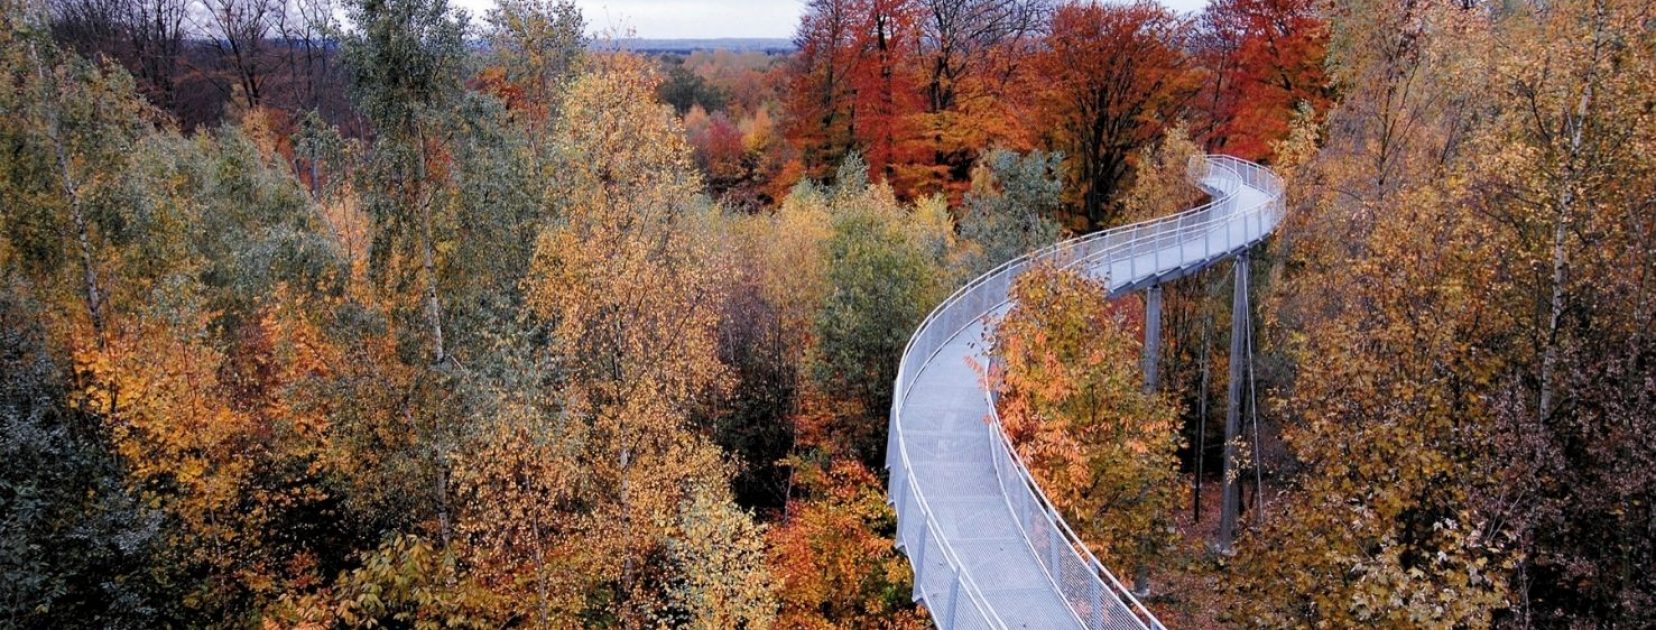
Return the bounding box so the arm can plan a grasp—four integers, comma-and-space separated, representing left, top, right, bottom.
887, 155, 1285, 629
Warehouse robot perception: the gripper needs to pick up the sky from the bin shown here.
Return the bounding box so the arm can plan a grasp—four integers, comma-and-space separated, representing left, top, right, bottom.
450, 0, 1215, 40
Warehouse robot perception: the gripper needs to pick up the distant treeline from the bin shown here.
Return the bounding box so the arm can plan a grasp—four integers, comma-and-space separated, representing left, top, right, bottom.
612, 38, 795, 54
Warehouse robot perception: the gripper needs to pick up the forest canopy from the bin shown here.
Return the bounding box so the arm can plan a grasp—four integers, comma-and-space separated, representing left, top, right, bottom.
1, 0, 1652, 628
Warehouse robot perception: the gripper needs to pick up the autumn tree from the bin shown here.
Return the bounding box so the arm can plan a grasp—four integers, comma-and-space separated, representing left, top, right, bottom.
787, 0, 926, 189
1228, 1, 1656, 626
0, 10, 152, 345
342, 0, 467, 366
914, 0, 1045, 116
956, 147, 1063, 274
1033, 1, 1195, 230
1235, 156, 1516, 625
511, 54, 774, 625
1191, 0, 1330, 160
282, 533, 500, 627
482, 0, 585, 125
901, 0, 1046, 197
1460, 0, 1656, 623
809, 155, 948, 463
660, 484, 778, 629
767, 459, 928, 629
338, 0, 473, 555
707, 189, 837, 510
789, 0, 863, 181
988, 263, 1185, 594
1118, 121, 1203, 223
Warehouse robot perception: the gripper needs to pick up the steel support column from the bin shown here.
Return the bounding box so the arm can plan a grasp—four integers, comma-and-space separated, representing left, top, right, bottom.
1134, 284, 1164, 596
1142, 284, 1162, 394
1218, 254, 1248, 553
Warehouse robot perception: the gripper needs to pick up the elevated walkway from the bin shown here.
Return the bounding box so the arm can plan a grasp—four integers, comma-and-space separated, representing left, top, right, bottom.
886, 156, 1285, 629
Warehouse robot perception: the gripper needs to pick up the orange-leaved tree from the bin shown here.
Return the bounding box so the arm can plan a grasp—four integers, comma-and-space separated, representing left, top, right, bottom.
1032, 1, 1198, 231
767, 458, 928, 630
1192, 0, 1330, 161
515, 53, 774, 626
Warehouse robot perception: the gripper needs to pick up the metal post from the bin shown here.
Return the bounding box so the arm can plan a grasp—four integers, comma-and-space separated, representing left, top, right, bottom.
914, 523, 928, 575
1142, 285, 1162, 394
1218, 254, 1248, 553
1135, 283, 1162, 596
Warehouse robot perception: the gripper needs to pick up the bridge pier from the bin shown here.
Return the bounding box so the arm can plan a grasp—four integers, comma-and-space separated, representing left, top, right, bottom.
1142, 284, 1162, 394
1134, 284, 1163, 597
1218, 254, 1248, 554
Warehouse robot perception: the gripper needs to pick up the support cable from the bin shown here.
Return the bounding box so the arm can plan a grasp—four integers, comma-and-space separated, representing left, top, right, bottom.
1195, 298, 1211, 523
1243, 261, 1265, 525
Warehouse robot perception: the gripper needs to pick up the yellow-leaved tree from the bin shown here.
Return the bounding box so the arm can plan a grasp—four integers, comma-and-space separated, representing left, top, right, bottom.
459, 53, 774, 626
1236, 3, 1513, 626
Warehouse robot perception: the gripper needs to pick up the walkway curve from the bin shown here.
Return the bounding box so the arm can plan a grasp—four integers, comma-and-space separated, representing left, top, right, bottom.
885, 155, 1285, 629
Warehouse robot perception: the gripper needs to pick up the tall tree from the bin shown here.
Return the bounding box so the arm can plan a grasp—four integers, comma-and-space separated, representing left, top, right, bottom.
342, 0, 467, 367
339, 0, 469, 553
1032, 1, 1196, 230
809, 156, 946, 463
482, 0, 585, 126
1464, 0, 1656, 624
1192, 0, 1330, 160
904, 0, 1046, 196
789, 0, 863, 181
956, 147, 1063, 274
518, 54, 769, 625
199, 0, 282, 110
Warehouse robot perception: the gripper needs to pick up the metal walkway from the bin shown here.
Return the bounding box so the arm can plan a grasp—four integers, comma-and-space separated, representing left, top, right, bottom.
886, 156, 1285, 629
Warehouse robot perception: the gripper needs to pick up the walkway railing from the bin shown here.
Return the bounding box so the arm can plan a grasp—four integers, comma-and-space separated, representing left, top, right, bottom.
886, 155, 1285, 629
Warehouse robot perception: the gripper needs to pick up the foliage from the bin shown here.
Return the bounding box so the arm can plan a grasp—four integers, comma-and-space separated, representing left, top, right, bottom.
0, 293, 163, 627
1118, 122, 1204, 225
74, 302, 345, 621
957, 148, 1064, 274
516, 53, 770, 625
767, 460, 927, 630
659, 484, 778, 630
483, 0, 585, 123
340, 0, 469, 136
659, 57, 730, 115
1032, 1, 1197, 230
809, 156, 945, 462
1192, 0, 1331, 161
988, 263, 1186, 577
1238, 2, 1656, 627
285, 533, 500, 628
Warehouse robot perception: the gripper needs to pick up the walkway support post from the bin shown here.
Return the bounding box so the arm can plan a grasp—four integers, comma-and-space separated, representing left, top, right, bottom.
1134, 284, 1163, 596
1218, 254, 1248, 553
1142, 285, 1162, 394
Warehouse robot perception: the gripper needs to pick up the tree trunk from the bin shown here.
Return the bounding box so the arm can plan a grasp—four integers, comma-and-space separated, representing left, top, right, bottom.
1134, 284, 1162, 595
415, 129, 447, 366
33, 44, 106, 347
1539, 30, 1598, 426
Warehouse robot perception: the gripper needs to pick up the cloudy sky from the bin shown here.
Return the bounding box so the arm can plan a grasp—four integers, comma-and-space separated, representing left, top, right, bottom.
450, 0, 1215, 40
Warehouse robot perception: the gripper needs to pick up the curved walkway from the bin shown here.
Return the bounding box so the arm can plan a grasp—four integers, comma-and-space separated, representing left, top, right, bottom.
886, 156, 1285, 629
